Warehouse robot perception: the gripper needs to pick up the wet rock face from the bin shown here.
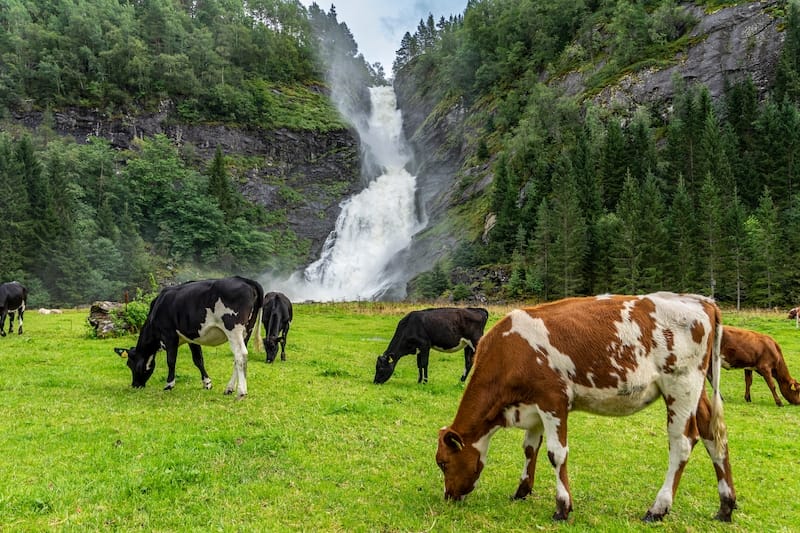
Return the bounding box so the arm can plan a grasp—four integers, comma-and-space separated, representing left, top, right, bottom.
587, 1, 783, 115
14, 106, 362, 262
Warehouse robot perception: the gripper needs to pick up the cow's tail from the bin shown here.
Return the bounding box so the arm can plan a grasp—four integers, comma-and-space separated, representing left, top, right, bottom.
709, 305, 727, 457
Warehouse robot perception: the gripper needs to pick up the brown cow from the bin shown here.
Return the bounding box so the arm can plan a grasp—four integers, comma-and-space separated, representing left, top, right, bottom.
436, 292, 736, 522
720, 326, 800, 406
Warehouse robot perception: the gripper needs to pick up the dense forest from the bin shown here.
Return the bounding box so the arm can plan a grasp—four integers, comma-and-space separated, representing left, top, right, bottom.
400, 0, 800, 309
0, 0, 378, 306
2, 0, 800, 309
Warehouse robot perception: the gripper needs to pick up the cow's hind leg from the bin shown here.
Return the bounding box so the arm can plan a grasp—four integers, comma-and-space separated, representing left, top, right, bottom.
0, 310, 6, 336
696, 390, 737, 521
224, 326, 249, 398
280, 326, 288, 361
16, 307, 23, 335
7, 311, 14, 336
189, 344, 212, 389
416, 347, 430, 384
645, 388, 700, 521
513, 422, 544, 500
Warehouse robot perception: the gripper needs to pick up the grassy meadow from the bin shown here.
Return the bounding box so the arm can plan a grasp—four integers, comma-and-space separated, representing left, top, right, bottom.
0, 302, 798, 532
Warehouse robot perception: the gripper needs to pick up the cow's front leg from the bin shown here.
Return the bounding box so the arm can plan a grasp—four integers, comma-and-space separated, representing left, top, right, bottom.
164, 345, 179, 391
758, 368, 783, 406
189, 344, 212, 389
461, 347, 475, 382
514, 423, 544, 500
743, 369, 753, 402
541, 408, 572, 521
416, 348, 430, 384
225, 335, 248, 398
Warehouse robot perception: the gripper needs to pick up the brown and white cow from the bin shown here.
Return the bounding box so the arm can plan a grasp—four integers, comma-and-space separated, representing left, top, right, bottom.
436, 292, 736, 522
719, 325, 800, 406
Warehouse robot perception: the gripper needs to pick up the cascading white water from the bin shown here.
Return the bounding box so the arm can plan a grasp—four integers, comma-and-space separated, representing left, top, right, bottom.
281, 86, 424, 301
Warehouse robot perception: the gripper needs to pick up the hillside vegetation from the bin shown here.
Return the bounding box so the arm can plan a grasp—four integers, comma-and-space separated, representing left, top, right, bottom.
0, 0, 378, 306
398, 0, 800, 309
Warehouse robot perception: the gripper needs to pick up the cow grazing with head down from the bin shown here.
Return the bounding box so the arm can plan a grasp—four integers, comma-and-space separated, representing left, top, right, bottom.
436, 292, 736, 522
374, 307, 489, 384
718, 325, 800, 406
0, 281, 27, 336
114, 276, 263, 398
262, 291, 292, 363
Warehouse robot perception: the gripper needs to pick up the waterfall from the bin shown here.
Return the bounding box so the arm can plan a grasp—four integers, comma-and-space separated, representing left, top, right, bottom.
279, 86, 424, 301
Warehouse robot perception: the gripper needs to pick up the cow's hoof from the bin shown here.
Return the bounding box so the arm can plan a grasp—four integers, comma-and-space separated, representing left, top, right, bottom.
512, 484, 531, 500
202, 379, 212, 390
236, 393, 247, 400
643, 511, 665, 522
224, 388, 234, 395
0, 331, 5, 337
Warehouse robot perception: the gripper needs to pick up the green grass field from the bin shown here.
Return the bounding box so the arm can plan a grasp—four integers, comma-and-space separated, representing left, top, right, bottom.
0, 303, 798, 532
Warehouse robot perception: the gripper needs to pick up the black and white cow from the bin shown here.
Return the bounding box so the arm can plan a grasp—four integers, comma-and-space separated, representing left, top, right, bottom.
262, 291, 293, 363
374, 307, 489, 384
114, 276, 264, 398
0, 281, 27, 336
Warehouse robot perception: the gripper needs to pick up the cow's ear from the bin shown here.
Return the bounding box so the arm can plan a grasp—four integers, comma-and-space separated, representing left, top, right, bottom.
443, 430, 464, 451
114, 348, 128, 358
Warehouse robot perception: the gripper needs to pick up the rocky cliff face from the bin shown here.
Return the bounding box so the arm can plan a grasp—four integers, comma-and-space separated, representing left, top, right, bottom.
392, 0, 784, 295
12, 104, 361, 262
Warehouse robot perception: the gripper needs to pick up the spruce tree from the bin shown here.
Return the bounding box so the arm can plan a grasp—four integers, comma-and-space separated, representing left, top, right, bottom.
746, 187, 783, 307
549, 155, 587, 298
610, 171, 641, 293
698, 172, 723, 298
0, 135, 30, 279
637, 171, 668, 292
207, 145, 236, 221
600, 118, 627, 211
530, 198, 553, 301
666, 176, 698, 293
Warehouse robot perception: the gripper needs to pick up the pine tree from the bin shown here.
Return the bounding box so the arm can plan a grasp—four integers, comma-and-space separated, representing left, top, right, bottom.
637, 171, 668, 292
720, 187, 748, 309
600, 118, 627, 211
698, 172, 723, 298
0, 135, 30, 279
530, 198, 553, 300
610, 171, 641, 293
207, 145, 236, 221
773, 0, 800, 104
666, 176, 698, 293
549, 155, 587, 298
746, 187, 783, 307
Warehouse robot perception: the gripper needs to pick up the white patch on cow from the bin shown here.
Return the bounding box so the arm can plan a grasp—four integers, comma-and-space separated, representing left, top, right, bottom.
177, 298, 239, 346
595, 293, 613, 300
146, 354, 155, 371
433, 337, 474, 353
504, 310, 576, 378
202, 377, 212, 390
503, 403, 541, 430
470, 425, 502, 484
539, 410, 570, 504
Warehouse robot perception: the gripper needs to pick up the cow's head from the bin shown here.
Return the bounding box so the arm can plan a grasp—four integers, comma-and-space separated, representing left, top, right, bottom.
373, 354, 396, 384
114, 347, 155, 388
264, 336, 279, 363
436, 427, 483, 501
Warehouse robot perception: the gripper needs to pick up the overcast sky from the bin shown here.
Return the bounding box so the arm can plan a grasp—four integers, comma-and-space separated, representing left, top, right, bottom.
299, 1, 467, 72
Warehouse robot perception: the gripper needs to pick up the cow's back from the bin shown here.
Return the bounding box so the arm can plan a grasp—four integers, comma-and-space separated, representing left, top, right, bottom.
467, 293, 718, 414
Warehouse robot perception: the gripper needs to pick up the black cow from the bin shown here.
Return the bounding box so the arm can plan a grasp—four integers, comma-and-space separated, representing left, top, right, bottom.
114, 276, 264, 398
0, 281, 27, 336
374, 307, 489, 384
262, 291, 293, 363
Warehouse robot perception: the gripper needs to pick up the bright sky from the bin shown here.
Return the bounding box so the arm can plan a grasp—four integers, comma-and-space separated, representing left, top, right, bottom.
299, 1, 467, 72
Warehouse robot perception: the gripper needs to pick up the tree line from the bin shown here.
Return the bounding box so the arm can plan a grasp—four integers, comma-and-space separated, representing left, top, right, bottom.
0, 1, 381, 307
401, 0, 800, 308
